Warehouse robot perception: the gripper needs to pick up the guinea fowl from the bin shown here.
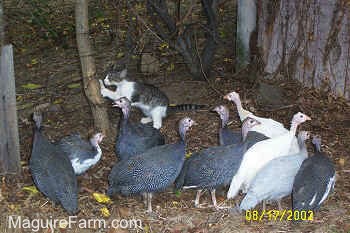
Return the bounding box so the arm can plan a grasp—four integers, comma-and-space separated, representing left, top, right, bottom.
213, 105, 242, 146
107, 117, 196, 213
57, 133, 104, 175
174, 117, 269, 209
227, 112, 311, 200
240, 131, 310, 211
113, 97, 165, 161
29, 112, 78, 214
292, 135, 336, 212
224, 91, 298, 152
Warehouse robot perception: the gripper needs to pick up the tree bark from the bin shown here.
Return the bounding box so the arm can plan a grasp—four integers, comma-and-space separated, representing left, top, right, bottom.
236, 0, 256, 69
258, 0, 350, 100
0, 0, 4, 46
75, 0, 110, 133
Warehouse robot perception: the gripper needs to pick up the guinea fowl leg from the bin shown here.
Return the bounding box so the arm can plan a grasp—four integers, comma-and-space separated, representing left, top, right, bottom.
211, 189, 229, 210
194, 190, 203, 208
146, 193, 153, 213
262, 200, 266, 211
277, 199, 282, 211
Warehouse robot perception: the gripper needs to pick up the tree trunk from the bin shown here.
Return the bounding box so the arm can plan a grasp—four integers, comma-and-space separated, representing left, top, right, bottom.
75, 0, 110, 133
236, 0, 256, 69
0, 0, 4, 46
258, 0, 350, 100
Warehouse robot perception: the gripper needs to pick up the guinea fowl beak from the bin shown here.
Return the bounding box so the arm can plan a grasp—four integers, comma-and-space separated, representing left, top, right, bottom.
223, 94, 230, 100
305, 115, 311, 121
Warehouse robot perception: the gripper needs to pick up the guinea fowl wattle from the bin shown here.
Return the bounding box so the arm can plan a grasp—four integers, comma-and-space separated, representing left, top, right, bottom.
240, 131, 310, 211
213, 105, 242, 146
113, 97, 165, 161
174, 117, 269, 209
57, 133, 104, 175
107, 117, 196, 213
292, 135, 336, 212
29, 112, 78, 214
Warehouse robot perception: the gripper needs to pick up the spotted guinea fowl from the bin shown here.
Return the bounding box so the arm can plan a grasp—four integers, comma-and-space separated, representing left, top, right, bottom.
240, 131, 310, 211
107, 117, 195, 213
224, 91, 299, 155
113, 97, 165, 160
57, 133, 104, 175
213, 105, 242, 146
292, 135, 336, 212
30, 112, 78, 214
227, 112, 311, 200
174, 117, 269, 209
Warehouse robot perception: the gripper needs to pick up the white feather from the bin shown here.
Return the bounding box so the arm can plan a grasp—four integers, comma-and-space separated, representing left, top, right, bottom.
318, 174, 335, 205
227, 132, 295, 199
309, 193, 317, 206
71, 146, 102, 175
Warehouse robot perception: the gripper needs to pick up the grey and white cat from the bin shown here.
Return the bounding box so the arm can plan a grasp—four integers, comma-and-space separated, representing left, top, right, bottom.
99, 69, 204, 129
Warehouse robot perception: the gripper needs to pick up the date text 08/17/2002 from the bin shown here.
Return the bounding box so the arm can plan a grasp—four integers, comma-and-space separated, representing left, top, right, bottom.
245, 210, 314, 221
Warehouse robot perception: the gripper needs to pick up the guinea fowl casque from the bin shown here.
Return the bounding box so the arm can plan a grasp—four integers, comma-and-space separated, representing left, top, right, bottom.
174, 117, 269, 209
57, 133, 104, 175
227, 112, 311, 200
292, 135, 336, 212
240, 131, 310, 211
29, 112, 78, 214
107, 117, 196, 213
213, 105, 242, 146
224, 91, 300, 155
113, 97, 165, 161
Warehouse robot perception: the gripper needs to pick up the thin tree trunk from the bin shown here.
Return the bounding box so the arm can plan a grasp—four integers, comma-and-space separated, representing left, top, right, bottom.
0, 0, 4, 46
75, 0, 110, 133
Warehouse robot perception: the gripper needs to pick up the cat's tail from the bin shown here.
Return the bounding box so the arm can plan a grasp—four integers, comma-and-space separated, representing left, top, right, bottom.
167, 104, 207, 114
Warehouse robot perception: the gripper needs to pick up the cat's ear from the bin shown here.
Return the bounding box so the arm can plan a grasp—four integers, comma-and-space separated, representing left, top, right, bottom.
119, 69, 127, 78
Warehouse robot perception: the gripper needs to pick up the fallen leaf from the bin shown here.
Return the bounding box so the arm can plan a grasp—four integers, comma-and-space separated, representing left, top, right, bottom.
67, 83, 81, 89
339, 158, 345, 167
100, 207, 111, 217
92, 192, 112, 204
185, 152, 192, 158
22, 186, 39, 195
21, 83, 42, 90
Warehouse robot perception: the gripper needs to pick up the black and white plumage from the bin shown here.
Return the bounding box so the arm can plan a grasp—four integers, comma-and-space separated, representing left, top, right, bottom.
292, 135, 336, 212
213, 105, 242, 146
57, 133, 104, 175
29, 112, 78, 214
240, 131, 310, 211
113, 97, 165, 161
107, 117, 196, 213
174, 117, 269, 209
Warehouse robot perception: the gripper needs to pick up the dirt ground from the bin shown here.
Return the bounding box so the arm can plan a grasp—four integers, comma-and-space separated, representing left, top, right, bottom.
1, 1, 350, 232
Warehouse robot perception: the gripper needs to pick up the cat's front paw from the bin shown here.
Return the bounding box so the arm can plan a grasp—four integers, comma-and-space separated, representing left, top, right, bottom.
104, 76, 112, 86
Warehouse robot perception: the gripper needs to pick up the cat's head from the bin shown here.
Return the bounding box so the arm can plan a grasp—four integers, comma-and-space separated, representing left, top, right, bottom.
104, 68, 128, 86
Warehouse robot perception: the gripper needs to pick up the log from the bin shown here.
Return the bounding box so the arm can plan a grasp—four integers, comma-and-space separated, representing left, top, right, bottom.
0, 45, 21, 175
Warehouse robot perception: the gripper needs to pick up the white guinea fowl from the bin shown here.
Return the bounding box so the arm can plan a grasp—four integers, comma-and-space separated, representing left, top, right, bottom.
224, 91, 299, 154
227, 112, 311, 200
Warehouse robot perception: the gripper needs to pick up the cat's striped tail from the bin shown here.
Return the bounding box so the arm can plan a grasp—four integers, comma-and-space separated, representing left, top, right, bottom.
166, 104, 207, 114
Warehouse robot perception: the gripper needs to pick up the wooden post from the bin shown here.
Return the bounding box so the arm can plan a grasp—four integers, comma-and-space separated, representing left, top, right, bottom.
0, 45, 21, 175
236, 0, 256, 69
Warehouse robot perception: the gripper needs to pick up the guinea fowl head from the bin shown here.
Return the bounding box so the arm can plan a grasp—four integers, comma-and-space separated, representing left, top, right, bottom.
312, 135, 322, 152
290, 112, 311, 134
90, 133, 105, 147
297, 131, 310, 148
241, 117, 261, 140
112, 97, 131, 117
179, 117, 196, 141
224, 91, 240, 103
213, 105, 229, 127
